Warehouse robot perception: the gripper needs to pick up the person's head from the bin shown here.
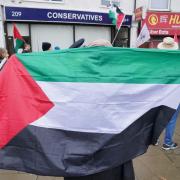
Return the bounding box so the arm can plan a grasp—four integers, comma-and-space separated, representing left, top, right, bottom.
42, 42, 52, 51
87, 39, 112, 47
157, 37, 179, 50
24, 43, 31, 51
0, 48, 9, 60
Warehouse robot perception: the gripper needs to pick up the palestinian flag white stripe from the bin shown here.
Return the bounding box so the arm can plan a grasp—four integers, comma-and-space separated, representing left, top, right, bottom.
31, 82, 180, 134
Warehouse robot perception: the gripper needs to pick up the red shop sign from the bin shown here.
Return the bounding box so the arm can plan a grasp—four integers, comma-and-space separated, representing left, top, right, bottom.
145, 12, 180, 35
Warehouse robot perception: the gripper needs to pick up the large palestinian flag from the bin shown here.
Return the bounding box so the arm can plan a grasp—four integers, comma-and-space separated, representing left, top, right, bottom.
0, 47, 180, 177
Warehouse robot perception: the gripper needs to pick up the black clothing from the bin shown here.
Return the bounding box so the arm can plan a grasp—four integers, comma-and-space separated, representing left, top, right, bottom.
64, 161, 134, 180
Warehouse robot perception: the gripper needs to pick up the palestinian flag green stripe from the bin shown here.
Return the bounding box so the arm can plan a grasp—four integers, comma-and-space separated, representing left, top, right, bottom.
16, 47, 180, 84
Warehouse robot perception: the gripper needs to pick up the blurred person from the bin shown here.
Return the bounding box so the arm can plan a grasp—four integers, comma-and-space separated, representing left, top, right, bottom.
22, 43, 31, 53
42, 42, 52, 51
157, 36, 179, 50
86, 39, 112, 47
157, 37, 179, 150
0, 48, 9, 63
0, 48, 9, 69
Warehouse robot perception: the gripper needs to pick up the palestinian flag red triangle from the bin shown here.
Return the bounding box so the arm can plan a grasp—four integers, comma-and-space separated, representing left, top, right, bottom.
0, 55, 54, 149
117, 13, 125, 30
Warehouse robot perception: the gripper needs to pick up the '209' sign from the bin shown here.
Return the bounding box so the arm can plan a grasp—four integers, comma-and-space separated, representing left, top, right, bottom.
12, 11, 22, 17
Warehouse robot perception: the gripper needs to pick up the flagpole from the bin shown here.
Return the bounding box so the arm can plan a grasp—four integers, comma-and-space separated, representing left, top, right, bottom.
112, 28, 121, 45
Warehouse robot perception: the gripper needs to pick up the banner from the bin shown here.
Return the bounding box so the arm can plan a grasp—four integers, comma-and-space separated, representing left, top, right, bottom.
146, 12, 180, 35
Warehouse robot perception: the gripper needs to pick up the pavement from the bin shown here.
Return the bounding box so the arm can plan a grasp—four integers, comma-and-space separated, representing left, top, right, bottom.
134, 115, 180, 180
0, 116, 180, 180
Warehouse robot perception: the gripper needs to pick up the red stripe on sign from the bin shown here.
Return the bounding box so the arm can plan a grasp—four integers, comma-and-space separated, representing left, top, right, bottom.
0, 55, 54, 149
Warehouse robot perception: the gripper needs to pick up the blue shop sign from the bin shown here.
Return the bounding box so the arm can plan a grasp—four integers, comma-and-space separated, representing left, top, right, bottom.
5, 6, 132, 26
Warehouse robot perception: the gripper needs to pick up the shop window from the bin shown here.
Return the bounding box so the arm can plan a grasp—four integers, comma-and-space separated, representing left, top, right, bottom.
101, 0, 120, 7
113, 27, 129, 47
149, 0, 170, 11
7, 36, 31, 55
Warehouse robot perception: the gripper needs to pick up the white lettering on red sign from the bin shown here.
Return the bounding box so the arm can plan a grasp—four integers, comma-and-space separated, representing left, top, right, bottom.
160, 15, 168, 23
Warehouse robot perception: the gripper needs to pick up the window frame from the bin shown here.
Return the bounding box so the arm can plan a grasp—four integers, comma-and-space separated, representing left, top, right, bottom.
101, 0, 120, 7
148, 0, 171, 11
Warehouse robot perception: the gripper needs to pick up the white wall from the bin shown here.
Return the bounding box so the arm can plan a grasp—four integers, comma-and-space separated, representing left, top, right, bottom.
120, 0, 135, 15
136, 0, 180, 12
136, 0, 148, 9
171, 0, 180, 11
31, 24, 73, 51
75, 25, 111, 45
2, 0, 134, 14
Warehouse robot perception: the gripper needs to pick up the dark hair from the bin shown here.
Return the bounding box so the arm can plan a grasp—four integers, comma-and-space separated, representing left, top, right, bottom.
42, 42, 51, 51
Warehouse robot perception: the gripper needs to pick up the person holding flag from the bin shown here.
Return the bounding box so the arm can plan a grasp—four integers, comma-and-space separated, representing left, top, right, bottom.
64, 38, 135, 180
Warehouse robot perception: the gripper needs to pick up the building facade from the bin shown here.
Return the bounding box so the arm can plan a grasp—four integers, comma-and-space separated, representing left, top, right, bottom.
135, 0, 180, 48
0, 0, 135, 54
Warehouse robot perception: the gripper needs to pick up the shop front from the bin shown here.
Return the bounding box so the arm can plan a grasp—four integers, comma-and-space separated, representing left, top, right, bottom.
145, 12, 180, 48
4, 6, 132, 54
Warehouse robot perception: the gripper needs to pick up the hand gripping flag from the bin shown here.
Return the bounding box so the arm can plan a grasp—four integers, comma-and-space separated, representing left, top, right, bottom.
0, 47, 180, 177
